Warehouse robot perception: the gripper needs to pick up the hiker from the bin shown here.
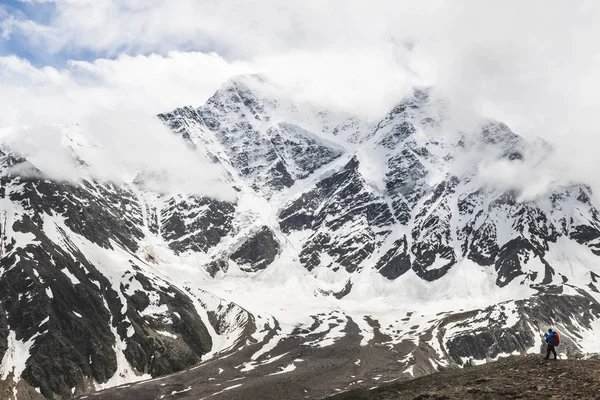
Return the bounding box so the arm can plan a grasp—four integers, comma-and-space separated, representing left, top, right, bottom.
543, 328, 559, 360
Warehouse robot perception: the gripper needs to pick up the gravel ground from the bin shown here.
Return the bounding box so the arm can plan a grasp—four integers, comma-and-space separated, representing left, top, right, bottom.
328, 354, 600, 400
76, 315, 421, 400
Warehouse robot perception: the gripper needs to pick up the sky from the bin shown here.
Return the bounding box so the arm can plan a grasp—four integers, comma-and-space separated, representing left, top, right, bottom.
1, 0, 600, 197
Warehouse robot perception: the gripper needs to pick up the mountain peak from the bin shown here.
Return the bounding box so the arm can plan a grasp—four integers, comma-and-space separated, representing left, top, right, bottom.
3, 82, 600, 399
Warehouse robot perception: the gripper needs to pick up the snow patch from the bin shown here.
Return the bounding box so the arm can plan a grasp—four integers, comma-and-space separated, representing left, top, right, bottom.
61, 268, 81, 285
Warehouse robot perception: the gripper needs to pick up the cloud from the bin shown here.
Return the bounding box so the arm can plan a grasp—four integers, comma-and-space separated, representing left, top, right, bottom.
1, 111, 237, 200
251, 47, 418, 118
0, 48, 415, 197
0, 52, 253, 126
0, 52, 250, 200
0, 7, 14, 40
417, 1, 600, 198
5, 0, 599, 136
2, 0, 600, 200
7, 1, 595, 137
77, 109, 236, 200
3, 0, 435, 58
0, 46, 419, 128
0, 47, 416, 201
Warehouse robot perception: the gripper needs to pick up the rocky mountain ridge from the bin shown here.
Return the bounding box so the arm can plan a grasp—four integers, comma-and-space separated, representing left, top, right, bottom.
1, 75, 600, 399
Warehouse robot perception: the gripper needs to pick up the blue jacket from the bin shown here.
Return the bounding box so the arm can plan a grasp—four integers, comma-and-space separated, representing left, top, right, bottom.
544, 332, 555, 345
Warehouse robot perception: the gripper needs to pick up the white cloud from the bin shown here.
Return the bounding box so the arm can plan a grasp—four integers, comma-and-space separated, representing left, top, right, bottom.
0, 45, 418, 200
0, 7, 14, 40
6, 0, 600, 137
77, 109, 236, 200
6, 0, 435, 57
2, 0, 600, 199
1, 114, 238, 201
0, 52, 251, 200
0, 52, 253, 126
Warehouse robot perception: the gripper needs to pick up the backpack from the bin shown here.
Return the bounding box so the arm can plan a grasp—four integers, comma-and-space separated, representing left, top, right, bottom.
552, 332, 560, 346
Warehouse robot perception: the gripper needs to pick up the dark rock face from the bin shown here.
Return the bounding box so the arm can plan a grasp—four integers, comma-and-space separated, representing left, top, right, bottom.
156, 80, 600, 290
333, 280, 353, 299
268, 85, 600, 286
230, 226, 279, 271
205, 258, 229, 278
409, 179, 458, 281
386, 148, 428, 225
457, 189, 563, 287
442, 294, 600, 364
0, 154, 215, 398
279, 157, 395, 272
5, 173, 144, 253
217, 120, 298, 193
375, 236, 411, 279
567, 187, 600, 255
494, 238, 542, 287
161, 195, 236, 254
120, 272, 212, 377
268, 123, 342, 179
159, 80, 343, 198
157, 106, 201, 148
480, 121, 527, 160
0, 216, 119, 397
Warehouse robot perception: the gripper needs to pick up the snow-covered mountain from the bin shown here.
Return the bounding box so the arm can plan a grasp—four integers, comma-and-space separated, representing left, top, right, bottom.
1, 75, 600, 400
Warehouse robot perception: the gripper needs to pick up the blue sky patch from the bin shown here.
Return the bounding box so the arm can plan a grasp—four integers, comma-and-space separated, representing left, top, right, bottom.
0, 0, 98, 67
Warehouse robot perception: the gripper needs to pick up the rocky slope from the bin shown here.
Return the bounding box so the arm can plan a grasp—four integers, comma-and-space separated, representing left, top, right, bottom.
63, 293, 600, 400
1, 75, 600, 399
329, 354, 600, 400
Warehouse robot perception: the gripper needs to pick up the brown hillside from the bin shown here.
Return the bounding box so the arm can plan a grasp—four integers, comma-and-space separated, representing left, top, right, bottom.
327, 354, 600, 400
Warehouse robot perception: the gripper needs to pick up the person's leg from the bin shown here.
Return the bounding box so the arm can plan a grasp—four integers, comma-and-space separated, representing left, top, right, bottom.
552, 345, 557, 359
545, 345, 551, 360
